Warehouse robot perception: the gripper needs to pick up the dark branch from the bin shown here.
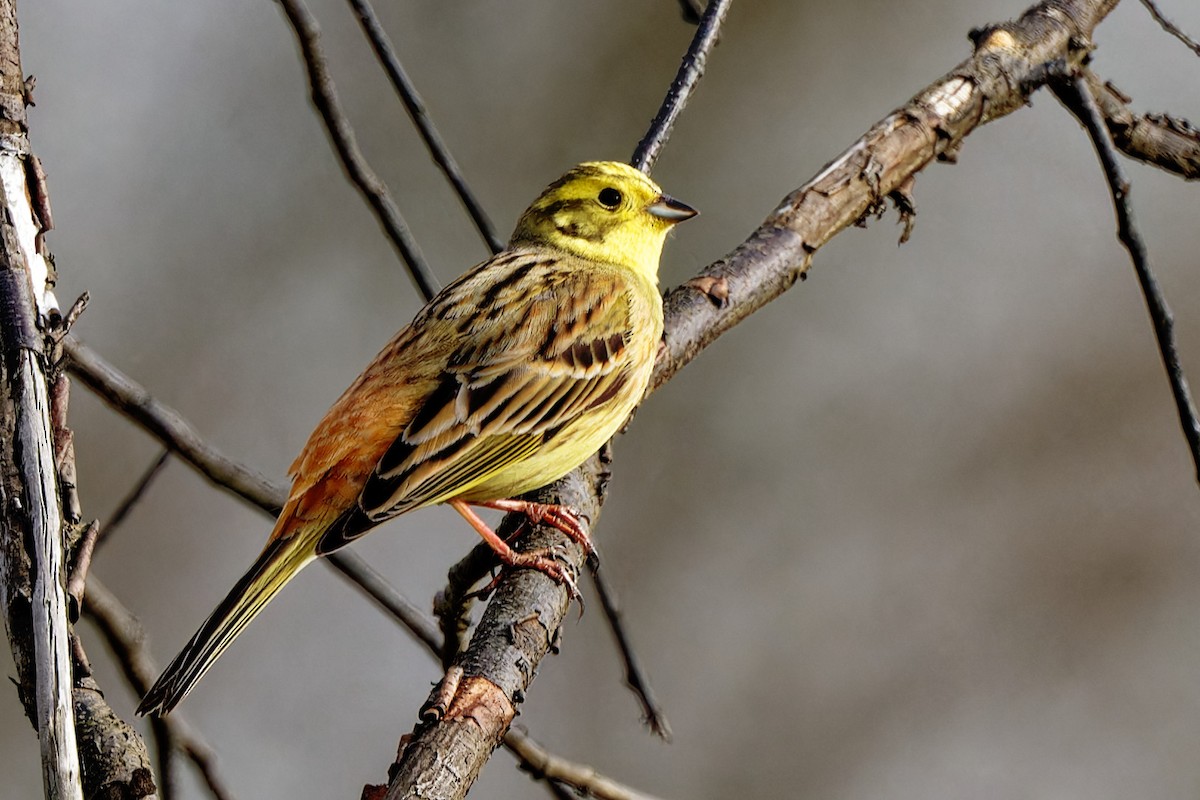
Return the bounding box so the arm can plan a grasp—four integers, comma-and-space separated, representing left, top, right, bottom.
69, 451, 170, 621
1052, 74, 1200, 482
275, 0, 440, 299
1138, 0, 1200, 57
97, 449, 171, 547
590, 560, 671, 740
630, 0, 732, 173
346, 0, 504, 257
326, 549, 440, 650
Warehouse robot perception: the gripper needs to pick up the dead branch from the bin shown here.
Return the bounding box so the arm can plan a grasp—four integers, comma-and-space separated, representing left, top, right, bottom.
0, 3, 80, 795
275, 0, 440, 299
1052, 73, 1200, 480
1082, 67, 1200, 179
631, 0, 732, 173
345, 0, 503, 254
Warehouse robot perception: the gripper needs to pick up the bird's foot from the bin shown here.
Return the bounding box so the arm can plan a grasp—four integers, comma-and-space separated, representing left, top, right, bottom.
472, 499, 593, 555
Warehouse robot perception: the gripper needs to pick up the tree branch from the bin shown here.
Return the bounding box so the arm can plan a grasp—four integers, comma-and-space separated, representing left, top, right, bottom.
590, 559, 671, 740
631, 0, 732, 174
503, 728, 668, 800
1081, 67, 1200, 179
346, 0, 504, 255
1052, 72, 1200, 482
274, 0, 440, 299
1137, 0, 1200, 57
0, 3, 81, 796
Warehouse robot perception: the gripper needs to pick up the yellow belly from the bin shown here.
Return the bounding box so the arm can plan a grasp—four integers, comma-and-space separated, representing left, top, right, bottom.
452, 364, 649, 502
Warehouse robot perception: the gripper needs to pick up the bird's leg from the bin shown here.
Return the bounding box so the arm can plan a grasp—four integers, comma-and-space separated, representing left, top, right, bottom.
448, 499, 580, 599
469, 498, 594, 556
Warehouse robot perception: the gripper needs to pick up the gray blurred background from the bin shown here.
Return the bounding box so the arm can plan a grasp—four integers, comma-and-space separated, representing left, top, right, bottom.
9, 1, 1200, 797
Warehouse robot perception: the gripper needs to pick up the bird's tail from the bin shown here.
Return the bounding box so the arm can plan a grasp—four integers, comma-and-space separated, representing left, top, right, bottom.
136, 535, 315, 716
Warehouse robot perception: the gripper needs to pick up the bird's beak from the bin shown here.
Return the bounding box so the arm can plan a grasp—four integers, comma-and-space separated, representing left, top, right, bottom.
647, 194, 699, 223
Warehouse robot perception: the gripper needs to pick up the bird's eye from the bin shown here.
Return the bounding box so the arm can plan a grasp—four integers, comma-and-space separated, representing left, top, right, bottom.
597, 187, 623, 210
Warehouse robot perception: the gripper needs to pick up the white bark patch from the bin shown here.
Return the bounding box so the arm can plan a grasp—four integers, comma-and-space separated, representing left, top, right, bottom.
0, 154, 56, 318
925, 77, 975, 119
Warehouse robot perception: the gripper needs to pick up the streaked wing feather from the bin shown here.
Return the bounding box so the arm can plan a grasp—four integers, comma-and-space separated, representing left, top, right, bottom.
356, 257, 637, 522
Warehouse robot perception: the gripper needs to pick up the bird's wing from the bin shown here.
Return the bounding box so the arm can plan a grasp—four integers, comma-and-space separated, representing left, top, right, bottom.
354, 256, 639, 525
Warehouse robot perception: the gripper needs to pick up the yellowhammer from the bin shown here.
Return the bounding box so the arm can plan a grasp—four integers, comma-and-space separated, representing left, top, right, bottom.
137, 161, 696, 715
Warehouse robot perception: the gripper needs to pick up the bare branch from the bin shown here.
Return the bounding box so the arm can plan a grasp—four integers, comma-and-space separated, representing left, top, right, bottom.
274, 0, 440, 299
384, 462, 602, 800
590, 559, 671, 740
97, 449, 171, 547
0, 4, 80, 792
346, 0, 504, 255
69, 450, 169, 623
631, 0, 732, 173
651, 0, 1119, 391
1052, 74, 1200, 482
504, 728, 668, 800
325, 548, 440, 651
1081, 67, 1200, 179
1137, 0, 1200, 57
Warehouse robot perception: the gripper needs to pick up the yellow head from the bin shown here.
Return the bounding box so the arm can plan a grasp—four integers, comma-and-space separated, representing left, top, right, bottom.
509, 161, 697, 282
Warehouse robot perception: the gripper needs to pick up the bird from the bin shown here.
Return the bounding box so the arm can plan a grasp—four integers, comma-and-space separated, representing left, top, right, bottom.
136, 161, 697, 715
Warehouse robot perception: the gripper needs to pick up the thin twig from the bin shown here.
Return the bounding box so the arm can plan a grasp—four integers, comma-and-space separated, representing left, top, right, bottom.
70, 450, 170, 619
346, 0, 504, 257
590, 560, 671, 740
1052, 74, 1200, 482
84, 577, 237, 800
275, 0, 440, 299
1138, 0, 1200, 57
97, 449, 171, 547
630, 0, 732, 173
505, 728, 668, 800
